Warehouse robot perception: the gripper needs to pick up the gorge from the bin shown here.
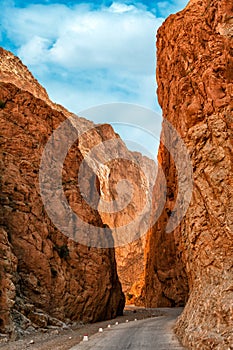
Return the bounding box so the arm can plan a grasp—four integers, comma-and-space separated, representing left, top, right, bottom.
0, 0, 233, 349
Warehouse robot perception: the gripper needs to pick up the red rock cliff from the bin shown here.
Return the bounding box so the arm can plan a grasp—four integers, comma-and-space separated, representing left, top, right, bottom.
0, 47, 156, 338
115, 153, 156, 305
0, 49, 126, 338
145, 0, 233, 348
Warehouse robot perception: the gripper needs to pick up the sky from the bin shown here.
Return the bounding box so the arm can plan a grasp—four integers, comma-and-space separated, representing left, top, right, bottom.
0, 0, 189, 158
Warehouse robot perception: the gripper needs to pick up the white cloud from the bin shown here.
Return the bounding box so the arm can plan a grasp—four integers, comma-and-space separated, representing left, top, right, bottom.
3, 3, 163, 103
2, 1, 165, 155
14, 3, 160, 76
109, 3, 137, 13
17, 36, 51, 65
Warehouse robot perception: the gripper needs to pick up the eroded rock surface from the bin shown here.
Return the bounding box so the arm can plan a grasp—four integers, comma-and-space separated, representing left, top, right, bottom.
145, 0, 233, 348
0, 48, 156, 339
0, 81, 125, 338
0, 49, 128, 338
114, 153, 156, 305
115, 237, 146, 305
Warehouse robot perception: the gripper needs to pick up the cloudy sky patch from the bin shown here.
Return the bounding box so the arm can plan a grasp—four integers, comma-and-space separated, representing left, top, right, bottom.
0, 0, 189, 157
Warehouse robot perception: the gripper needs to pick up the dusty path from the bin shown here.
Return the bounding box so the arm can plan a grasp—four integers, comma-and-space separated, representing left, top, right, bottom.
0, 307, 164, 350
69, 308, 186, 350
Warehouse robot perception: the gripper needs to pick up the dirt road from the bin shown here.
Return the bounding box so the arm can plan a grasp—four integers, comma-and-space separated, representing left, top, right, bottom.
69, 308, 185, 350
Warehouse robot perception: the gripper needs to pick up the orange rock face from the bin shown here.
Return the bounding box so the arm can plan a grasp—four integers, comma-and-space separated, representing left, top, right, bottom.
115, 236, 146, 305
0, 50, 126, 337
0, 82, 125, 337
0, 47, 156, 338
114, 153, 156, 304
145, 0, 233, 348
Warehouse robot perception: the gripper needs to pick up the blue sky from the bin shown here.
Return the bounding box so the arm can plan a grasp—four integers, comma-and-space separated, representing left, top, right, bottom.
0, 0, 189, 158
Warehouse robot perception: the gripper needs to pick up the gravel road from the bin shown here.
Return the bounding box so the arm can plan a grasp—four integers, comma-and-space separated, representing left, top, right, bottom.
0, 307, 164, 350
69, 308, 186, 350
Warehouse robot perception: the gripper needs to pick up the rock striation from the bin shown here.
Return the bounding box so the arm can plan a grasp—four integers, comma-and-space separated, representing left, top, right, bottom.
145, 0, 233, 348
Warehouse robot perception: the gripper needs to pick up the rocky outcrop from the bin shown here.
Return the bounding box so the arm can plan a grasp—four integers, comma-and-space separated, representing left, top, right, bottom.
0, 228, 17, 336
0, 47, 73, 119
0, 81, 125, 338
0, 47, 156, 338
0, 49, 128, 338
145, 0, 233, 348
0, 47, 49, 103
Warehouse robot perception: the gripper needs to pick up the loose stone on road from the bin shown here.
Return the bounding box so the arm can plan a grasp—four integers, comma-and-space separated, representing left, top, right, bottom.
69, 308, 186, 350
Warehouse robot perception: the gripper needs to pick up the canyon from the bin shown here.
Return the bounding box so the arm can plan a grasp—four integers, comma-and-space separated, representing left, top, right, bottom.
0, 0, 233, 348
0, 47, 152, 338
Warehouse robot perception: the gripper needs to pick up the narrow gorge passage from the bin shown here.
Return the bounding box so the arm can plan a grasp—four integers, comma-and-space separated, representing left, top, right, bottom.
1, 0, 232, 349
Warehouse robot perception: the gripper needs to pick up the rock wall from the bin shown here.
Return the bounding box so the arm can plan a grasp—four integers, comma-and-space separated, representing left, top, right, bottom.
115, 237, 146, 305
145, 0, 233, 348
0, 47, 156, 338
0, 82, 125, 337
0, 228, 17, 335
114, 153, 156, 304
0, 49, 128, 338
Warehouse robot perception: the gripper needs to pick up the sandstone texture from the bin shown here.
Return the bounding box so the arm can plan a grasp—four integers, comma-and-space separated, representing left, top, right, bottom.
0, 81, 124, 338
67, 114, 156, 304
145, 0, 233, 349
0, 47, 75, 119
0, 48, 128, 338
0, 48, 156, 339
114, 153, 156, 305
115, 236, 146, 305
